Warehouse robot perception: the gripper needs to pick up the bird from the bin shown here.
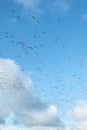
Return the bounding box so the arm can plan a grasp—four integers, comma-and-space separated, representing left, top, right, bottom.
43, 32, 46, 34
32, 16, 36, 20
37, 20, 40, 24
16, 16, 20, 20
11, 9, 16, 13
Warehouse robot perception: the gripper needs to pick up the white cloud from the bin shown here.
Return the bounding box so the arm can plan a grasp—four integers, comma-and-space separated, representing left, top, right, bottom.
32, 126, 63, 130
15, 104, 63, 127
71, 121, 87, 130
0, 125, 64, 130
0, 58, 65, 130
0, 125, 29, 130
68, 101, 87, 130
69, 102, 87, 120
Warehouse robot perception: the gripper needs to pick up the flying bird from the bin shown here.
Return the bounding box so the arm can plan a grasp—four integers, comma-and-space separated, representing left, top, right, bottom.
16, 16, 20, 20
11, 9, 16, 13
32, 16, 36, 20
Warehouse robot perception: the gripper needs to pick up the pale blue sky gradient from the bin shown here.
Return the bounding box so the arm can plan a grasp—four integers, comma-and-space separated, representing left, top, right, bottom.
0, 0, 87, 130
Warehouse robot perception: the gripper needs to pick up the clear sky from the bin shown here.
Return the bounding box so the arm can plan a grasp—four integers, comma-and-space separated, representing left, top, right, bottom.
0, 0, 87, 130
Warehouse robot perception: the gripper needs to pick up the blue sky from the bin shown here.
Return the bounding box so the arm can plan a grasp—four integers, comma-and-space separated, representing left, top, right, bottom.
1, 0, 87, 130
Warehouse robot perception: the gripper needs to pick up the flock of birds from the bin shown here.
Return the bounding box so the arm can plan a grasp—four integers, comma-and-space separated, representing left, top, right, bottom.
0, 7, 87, 109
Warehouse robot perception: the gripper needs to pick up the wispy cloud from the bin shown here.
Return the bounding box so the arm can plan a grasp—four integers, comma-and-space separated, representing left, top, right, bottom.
0, 58, 65, 130
14, 0, 41, 11
14, 0, 72, 14
81, 13, 87, 23
48, 0, 72, 13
